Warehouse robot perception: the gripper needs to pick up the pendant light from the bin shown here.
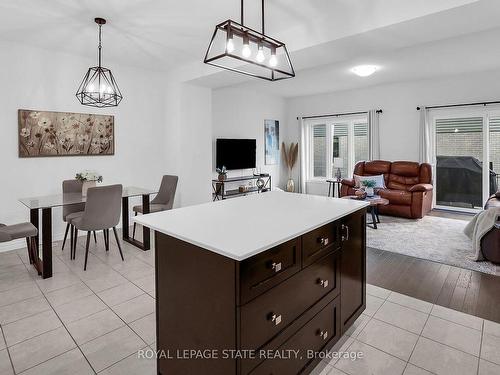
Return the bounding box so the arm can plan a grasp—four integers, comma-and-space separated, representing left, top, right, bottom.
76, 18, 123, 108
204, 0, 295, 81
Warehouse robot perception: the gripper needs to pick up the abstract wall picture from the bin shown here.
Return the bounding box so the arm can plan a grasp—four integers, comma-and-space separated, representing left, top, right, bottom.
18, 109, 114, 157
264, 119, 279, 165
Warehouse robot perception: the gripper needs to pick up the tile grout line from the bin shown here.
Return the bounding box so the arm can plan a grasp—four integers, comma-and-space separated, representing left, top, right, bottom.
0, 324, 16, 375
477, 320, 484, 375
403, 305, 433, 375
18, 252, 98, 375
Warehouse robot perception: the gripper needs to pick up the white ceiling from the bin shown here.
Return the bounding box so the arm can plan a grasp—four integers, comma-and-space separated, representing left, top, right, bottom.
0, 0, 498, 97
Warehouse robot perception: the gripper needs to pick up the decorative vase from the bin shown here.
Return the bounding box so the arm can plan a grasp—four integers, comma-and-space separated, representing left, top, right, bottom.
365, 187, 374, 197
218, 174, 227, 182
286, 178, 295, 193
82, 181, 96, 197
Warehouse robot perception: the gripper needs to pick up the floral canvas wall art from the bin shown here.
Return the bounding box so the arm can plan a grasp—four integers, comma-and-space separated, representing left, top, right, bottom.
18, 109, 114, 157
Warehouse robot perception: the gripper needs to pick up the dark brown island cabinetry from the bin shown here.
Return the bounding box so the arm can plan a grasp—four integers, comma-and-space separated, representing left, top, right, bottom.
154, 207, 366, 375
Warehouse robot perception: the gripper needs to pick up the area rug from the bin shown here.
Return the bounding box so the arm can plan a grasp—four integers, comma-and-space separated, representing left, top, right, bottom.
367, 215, 498, 275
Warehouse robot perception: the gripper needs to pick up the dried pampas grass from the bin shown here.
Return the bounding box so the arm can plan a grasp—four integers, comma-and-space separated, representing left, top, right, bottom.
282, 142, 298, 172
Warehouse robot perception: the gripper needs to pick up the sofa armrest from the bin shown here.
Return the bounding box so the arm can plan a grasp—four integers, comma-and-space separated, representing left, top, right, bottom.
341, 178, 355, 187
409, 183, 433, 192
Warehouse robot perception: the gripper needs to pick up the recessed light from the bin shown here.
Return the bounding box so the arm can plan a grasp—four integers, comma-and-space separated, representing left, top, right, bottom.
351, 65, 379, 77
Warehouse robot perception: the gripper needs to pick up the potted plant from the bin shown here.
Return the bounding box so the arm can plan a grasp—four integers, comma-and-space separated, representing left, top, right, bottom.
282, 142, 299, 192
216, 166, 228, 182
75, 170, 103, 197
361, 179, 376, 197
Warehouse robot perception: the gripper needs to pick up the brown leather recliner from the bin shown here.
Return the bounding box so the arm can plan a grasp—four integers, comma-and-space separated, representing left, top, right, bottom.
481, 193, 500, 263
341, 160, 433, 219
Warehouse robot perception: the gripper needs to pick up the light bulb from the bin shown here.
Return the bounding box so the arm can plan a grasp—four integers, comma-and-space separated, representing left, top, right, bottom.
226, 38, 235, 53
88, 84, 94, 92
242, 43, 251, 58
269, 54, 277, 67
256, 47, 265, 63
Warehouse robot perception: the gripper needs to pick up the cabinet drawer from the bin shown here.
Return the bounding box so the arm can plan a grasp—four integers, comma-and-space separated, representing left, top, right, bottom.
240, 251, 340, 350
301, 222, 340, 267
240, 238, 301, 305
249, 298, 340, 375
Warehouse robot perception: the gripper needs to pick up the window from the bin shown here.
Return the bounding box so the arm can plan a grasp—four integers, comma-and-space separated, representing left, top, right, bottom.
307, 115, 369, 181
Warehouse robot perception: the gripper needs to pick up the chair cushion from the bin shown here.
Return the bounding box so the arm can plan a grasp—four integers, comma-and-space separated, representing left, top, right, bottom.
133, 204, 169, 214
65, 211, 84, 223
378, 189, 412, 206
0, 223, 37, 241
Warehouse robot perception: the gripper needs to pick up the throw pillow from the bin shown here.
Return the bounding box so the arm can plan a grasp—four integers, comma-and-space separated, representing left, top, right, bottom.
354, 174, 386, 189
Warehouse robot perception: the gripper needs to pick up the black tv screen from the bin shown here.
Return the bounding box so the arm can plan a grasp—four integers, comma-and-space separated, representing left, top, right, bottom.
216, 139, 256, 170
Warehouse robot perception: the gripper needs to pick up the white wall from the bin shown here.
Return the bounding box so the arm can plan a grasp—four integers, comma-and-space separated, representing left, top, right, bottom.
212, 87, 288, 188
285, 70, 500, 194
163, 81, 212, 207
0, 41, 170, 251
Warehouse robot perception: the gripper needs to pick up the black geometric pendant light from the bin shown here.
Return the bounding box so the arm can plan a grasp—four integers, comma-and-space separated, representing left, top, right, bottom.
204, 0, 295, 81
76, 18, 123, 108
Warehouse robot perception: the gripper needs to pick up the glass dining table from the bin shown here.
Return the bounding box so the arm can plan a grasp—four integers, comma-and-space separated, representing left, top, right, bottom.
19, 186, 157, 279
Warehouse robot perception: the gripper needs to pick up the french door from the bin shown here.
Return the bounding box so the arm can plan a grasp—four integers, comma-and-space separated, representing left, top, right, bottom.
307, 115, 369, 182
430, 107, 500, 212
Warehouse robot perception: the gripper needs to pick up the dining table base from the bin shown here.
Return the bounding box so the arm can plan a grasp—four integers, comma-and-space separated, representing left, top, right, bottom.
122, 194, 151, 251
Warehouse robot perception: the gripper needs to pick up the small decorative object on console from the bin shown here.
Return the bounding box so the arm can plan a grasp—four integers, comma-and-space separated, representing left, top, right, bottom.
75, 170, 103, 197
216, 166, 227, 181
333, 158, 344, 181
354, 189, 367, 200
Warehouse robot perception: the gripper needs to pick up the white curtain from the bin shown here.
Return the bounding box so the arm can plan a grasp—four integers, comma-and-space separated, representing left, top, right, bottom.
298, 117, 309, 194
368, 110, 381, 160
418, 106, 434, 164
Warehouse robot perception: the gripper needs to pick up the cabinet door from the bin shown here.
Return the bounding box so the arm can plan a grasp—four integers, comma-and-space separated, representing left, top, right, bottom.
340, 209, 366, 334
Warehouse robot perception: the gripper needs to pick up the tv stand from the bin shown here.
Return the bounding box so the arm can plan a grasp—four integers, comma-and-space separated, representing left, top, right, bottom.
212, 175, 271, 201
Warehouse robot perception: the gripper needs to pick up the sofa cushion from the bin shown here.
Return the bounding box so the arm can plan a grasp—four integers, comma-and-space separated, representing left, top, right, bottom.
378, 188, 412, 206
391, 161, 420, 177
387, 173, 420, 191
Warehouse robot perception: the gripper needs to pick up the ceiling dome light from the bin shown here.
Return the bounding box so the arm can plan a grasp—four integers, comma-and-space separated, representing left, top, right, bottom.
76, 18, 123, 108
204, 0, 294, 81
351, 65, 379, 77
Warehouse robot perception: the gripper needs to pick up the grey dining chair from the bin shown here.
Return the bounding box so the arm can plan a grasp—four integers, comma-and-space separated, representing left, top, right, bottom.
0, 223, 38, 265
70, 184, 124, 271
62, 180, 97, 251
132, 175, 178, 239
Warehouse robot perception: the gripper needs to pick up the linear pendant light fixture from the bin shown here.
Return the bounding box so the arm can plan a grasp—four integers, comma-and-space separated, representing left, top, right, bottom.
76, 18, 123, 108
204, 0, 295, 81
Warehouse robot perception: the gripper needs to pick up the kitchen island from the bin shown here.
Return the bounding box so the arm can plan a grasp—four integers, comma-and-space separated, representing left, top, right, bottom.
134, 191, 369, 375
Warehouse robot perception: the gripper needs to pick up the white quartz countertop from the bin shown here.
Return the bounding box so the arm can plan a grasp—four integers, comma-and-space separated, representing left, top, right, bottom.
133, 191, 369, 261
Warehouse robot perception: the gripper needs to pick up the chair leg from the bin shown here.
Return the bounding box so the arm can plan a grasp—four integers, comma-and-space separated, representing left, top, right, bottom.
84, 232, 91, 271
93, 231, 97, 243
73, 228, 79, 260
30, 237, 37, 266
25, 238, 33, 264
113, 227, 124, 261
132, 212, 138, 240
62, 223, 70, 251
70, 225, 73, 257
103, 229, 109, 251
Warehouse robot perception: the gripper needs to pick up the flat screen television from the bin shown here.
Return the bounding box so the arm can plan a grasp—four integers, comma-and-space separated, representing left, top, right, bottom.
216, 138, 256, 170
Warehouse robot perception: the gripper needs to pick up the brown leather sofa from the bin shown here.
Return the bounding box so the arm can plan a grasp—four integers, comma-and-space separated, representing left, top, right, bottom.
481, 193, 500, 263
341, 160, 433, 219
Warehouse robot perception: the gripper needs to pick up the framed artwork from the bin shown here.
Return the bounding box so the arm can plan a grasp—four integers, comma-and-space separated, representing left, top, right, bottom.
264, 119, 279, 165
18, 109, 114, 158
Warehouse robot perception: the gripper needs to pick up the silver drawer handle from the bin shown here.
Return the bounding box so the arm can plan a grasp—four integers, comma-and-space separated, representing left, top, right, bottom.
270, 313, 282, 326
341, 224, 349, 241
319, 330, 328, 340
318, 279, 329, 288
271, 262, 282, 273
318, 237, 329, 246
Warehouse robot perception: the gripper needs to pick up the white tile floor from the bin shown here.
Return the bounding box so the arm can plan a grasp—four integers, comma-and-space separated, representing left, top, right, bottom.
0, 238, 500, 374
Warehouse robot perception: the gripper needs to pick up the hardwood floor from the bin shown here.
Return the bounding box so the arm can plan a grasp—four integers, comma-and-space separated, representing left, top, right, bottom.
367, 247, 500, 323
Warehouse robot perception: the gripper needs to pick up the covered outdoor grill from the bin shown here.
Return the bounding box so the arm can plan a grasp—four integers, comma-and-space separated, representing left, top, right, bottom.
436, 156, 498, 208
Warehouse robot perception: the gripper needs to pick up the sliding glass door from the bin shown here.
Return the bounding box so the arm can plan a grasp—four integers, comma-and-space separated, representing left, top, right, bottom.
431, 108, 499, 211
